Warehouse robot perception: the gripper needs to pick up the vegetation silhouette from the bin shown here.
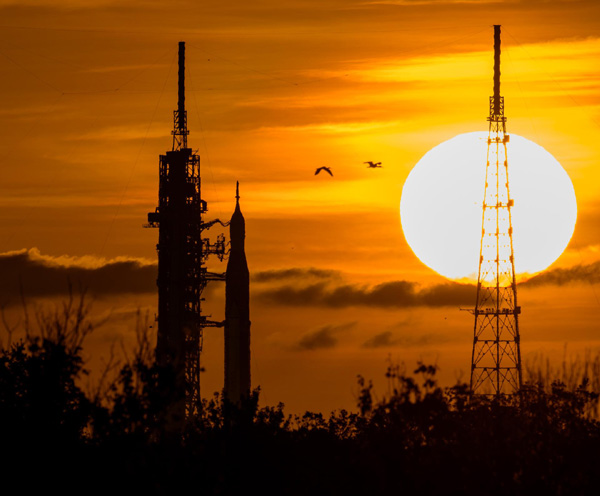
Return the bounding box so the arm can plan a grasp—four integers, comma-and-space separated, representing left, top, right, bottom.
2, 295, 600, 494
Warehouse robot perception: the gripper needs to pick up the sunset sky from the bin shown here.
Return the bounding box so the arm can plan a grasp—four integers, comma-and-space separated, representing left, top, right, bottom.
0, 0, 599, 413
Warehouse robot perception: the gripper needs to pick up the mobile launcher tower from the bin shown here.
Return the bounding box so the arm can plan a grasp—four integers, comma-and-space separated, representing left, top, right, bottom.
146, 42, 229, 422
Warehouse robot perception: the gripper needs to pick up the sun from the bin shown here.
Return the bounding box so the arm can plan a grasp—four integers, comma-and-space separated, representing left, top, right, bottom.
400, 132, 577, 281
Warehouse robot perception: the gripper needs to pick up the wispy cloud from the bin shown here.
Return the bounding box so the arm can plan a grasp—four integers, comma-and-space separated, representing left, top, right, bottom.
0, 0, 161, 9
84, 63, 169, 74
295, 321, 356, 351
363, 0, 507, 5
362, 331, 396, 348
73, 124, 167, 142
362, 330, 452, 348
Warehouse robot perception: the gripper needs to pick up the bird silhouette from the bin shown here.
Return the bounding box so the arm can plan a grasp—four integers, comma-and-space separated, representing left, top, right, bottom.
364, 161, 382, 168
315, 166, 333, 176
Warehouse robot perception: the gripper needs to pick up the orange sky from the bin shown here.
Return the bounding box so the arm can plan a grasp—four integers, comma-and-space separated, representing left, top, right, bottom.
0, 0, 599, 413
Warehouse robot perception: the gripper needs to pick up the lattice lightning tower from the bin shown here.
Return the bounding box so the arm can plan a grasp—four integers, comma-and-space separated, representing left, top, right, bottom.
146, 42, 226, 421
469, 25, 522, 396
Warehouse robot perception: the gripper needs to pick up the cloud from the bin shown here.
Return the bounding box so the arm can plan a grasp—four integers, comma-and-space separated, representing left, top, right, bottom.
524, 261, 600, 287
295, 322, 356, 351
73, 124, 167, 142
253, 267, 342, 283
362, 330, 452, 348
0, 248, 157, 304
364, 0, 505, 5
258, 279, 475, 309
257, 261, 600, 310
363, 331, 396, 348
0, 0, 164, 9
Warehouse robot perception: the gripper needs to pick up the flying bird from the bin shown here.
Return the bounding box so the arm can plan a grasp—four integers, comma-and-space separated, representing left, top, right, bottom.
364, 161, 382, 168
315, 166, 333, 176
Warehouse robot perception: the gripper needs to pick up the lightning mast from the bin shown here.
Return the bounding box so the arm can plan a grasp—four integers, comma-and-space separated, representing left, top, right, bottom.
146, 42, 226, 422
469, 25, 522, 396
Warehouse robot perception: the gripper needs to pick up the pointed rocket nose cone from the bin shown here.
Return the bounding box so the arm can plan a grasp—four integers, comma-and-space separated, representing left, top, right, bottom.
230, 182, 245, 247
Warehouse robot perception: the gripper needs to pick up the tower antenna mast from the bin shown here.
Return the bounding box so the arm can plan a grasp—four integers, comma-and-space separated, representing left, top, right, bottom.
173, 41, 188, 151
469, 25, 522, 396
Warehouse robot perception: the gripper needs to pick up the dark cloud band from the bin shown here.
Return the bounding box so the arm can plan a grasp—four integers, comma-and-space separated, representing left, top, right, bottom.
258, 280, 475, 308
0, 249, 157, 304
257, 262, 600, 309
253, 267, 341, 283
524, 261, 600, 287
2, 249, 596, 310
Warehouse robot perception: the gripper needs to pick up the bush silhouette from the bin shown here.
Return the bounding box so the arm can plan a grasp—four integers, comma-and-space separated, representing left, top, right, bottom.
2, 296, 600, 494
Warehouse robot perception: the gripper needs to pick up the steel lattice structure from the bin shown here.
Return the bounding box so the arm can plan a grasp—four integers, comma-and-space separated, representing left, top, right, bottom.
469, 25, 522, 396
146, 42, 226, 421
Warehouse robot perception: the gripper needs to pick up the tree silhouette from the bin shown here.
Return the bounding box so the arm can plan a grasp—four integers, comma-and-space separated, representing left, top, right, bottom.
2, 294, 600, 494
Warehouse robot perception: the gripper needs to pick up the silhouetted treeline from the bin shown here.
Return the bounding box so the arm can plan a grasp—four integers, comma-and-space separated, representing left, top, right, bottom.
2, 299, 600, 495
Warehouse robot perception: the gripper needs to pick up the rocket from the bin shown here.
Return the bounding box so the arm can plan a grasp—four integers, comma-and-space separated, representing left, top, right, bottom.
224, 182, 251, 404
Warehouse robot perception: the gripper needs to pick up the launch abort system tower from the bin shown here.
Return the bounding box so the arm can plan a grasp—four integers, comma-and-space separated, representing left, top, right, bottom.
146, 42, 226, 420
469, 25, 522, 396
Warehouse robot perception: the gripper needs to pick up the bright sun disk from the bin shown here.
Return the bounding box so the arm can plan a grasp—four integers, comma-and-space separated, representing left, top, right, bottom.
400, 132, 577, 282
